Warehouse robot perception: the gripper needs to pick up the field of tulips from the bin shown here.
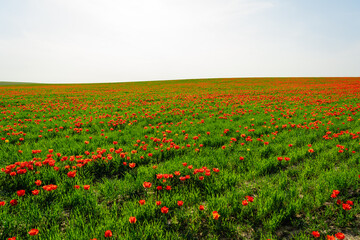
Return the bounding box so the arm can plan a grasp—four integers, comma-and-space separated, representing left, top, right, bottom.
0, 77, 360, 240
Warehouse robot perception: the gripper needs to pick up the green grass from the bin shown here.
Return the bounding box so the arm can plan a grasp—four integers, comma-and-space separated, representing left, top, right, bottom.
0, 77, 359, 239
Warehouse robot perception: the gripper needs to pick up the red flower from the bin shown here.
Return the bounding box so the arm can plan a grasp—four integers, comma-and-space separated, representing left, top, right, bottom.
327, 236, 335, 240
335, 232, 345, 240
129, 216, 137, 223
32, 190, 39, 195
308, 149, 314, 153
242, 200, 248, 206
312, 231, 320, 238
28, 229, 39, 236
156, 201, 162, 206
129, 163, 136, 168
239, 157, 244, 160
277, 157, 283, 161
67, 171, 76, 178
331, 190, 340, 198
182, 162, 187, 167
84, 185, 90, 190
333, 190, 340, 195
161, 206, 169, 214
35, 180, 42, 186
199, 205, 205, 211
177, 201, 184, 207
143, 182, 152, 188
166, 185, 171, 191
7, 237, 16, 240
156, 186, 162, 190
17, 190, 25, 197
10, 199, 17, 206
0, 201, 6, 206
104, 230, 112, 237
342, 203, 351, 210
246, 196, 254, 202
43, 184, 57, 191
212, 211, 220, 220
74, 185, 80, 189
346, 200, 353, 205
139, 199, 145, 205
199, 176, 204, 180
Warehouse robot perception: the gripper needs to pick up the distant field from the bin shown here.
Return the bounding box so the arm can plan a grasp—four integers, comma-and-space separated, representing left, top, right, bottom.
0, 81, 41, 86
0, 77, 359, 239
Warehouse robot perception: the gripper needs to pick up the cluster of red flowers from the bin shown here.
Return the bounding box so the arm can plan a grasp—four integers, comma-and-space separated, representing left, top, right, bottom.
242, 196, 254, 206
42, 184, 58, 191
277, 156, 290, 161
312, 231, 345, 239
330, 190, 353, 211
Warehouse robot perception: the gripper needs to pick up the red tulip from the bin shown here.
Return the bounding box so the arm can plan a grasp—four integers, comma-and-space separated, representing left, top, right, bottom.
342, 203, 351, 210
161, 206, 169, 214
17, 190, 25, 197
67, 171, 76, 178
104, 230, 112, 237
129, 216, 137, 223
32, 190, 39, 195
335, 232, 345, 240
10, 199, 17, 206
28, 229, 39, 236
246, 196, 254, 202
212, 211, 220, 220
312, 231, 320, 238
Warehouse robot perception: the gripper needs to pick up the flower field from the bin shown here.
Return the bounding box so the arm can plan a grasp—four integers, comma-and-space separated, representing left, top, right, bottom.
0, 77, 360, 239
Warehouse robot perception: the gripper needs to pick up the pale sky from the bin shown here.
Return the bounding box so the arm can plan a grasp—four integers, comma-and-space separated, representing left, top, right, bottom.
1, 0, 360, 83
